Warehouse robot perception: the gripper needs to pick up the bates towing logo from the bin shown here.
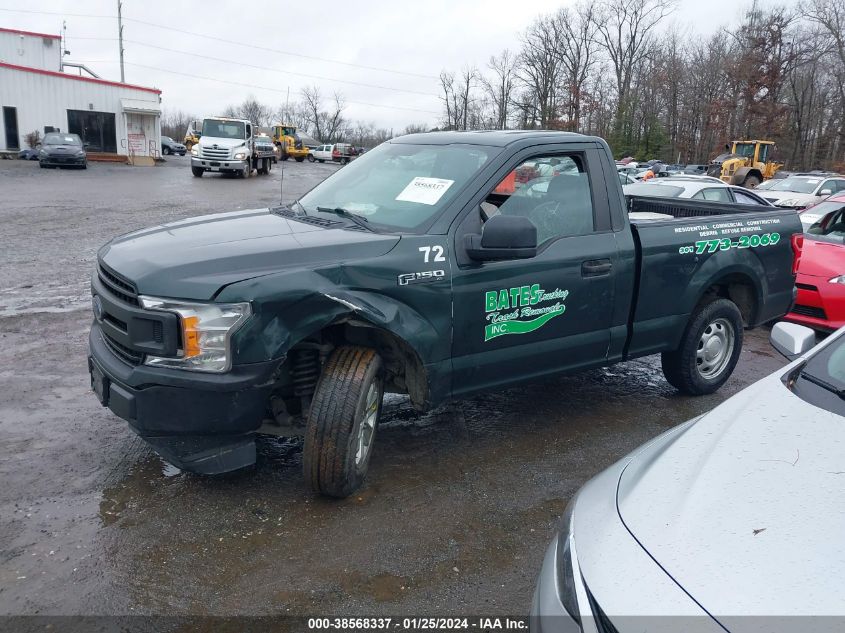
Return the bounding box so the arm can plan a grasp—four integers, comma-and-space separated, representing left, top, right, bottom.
484, 284, 569, 342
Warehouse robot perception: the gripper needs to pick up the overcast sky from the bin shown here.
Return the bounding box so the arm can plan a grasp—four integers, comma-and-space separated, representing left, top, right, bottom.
2, 0, 782, 132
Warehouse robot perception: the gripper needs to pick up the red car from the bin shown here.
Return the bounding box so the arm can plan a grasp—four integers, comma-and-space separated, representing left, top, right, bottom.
788, 193, 845, 331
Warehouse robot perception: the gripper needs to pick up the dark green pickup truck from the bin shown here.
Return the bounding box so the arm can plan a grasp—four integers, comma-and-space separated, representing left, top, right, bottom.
88, 131, 802, 496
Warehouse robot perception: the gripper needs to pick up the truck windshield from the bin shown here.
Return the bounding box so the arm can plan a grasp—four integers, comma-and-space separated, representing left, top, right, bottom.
734, 143, 755, 158
202, 119, 245, 139
298, 142, 499, 231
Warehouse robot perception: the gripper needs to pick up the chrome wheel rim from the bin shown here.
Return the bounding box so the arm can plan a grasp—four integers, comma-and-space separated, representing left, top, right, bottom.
696, 318, 734, 379
355, 381, 379, 466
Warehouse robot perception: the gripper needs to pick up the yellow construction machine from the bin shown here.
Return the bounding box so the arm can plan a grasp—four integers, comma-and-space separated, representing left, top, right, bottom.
707, 140, 782, 188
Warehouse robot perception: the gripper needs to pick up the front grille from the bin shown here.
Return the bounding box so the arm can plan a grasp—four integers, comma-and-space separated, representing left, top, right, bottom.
796, 282, 818, 291
792, 304, 827, 319
200, 146, 230, 159
98, 264, 139, 306
102, 331, 143, 365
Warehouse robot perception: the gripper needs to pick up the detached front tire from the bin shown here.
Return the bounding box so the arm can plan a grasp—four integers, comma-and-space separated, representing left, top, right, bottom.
661, 298, 743, 395
304, 346, 383, 498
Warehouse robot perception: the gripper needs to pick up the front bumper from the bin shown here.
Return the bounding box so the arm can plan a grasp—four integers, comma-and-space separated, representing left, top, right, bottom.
40, 155, 85, 166
785, 277, 845, 332
191, 156, 247, 172
89, 321, 282, 474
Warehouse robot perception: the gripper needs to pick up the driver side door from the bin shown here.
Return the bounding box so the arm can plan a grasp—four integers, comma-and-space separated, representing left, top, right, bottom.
449, 145, 619, 398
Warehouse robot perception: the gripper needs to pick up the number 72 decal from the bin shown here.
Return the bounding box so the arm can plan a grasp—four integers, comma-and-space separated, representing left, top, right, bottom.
419, 245, 446, 262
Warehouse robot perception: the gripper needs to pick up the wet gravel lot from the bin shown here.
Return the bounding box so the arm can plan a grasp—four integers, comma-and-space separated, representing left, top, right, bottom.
0, 157, 788, 619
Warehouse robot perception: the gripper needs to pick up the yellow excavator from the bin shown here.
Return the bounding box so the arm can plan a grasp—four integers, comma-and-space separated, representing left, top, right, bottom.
269, 124, 310, 162
707, 140, 782, 188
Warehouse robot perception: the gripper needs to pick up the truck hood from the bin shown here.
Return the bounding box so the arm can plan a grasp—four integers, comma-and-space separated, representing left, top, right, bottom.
616, 371, 845, 616
98, 208, 400, 300
196, 136, 246, 150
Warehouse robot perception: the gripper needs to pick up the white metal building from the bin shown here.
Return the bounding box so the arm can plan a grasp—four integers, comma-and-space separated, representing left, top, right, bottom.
0, 27, 162, 163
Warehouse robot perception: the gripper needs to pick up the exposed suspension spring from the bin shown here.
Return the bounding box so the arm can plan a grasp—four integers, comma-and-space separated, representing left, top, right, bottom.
291, 348, 320, 398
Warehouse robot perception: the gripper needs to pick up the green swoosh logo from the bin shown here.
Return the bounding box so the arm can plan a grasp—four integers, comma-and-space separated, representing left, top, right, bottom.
484, 305, 566, 341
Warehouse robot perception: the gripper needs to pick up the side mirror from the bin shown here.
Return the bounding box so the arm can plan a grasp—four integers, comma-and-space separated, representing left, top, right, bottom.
770, 321, 816, 360
465, 214, 537, 261
819, 189, 832, 196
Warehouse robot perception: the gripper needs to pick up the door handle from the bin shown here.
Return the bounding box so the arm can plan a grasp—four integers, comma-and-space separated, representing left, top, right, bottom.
581, 258, 612, 277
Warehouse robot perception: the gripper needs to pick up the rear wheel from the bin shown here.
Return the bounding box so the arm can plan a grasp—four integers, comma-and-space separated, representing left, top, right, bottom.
303, 346, 383, 498
661, 298, 743, 395
341, 157, 350, 165
743, 175, 761, 189
191, 166, 204, 177
295, 156, 305, 162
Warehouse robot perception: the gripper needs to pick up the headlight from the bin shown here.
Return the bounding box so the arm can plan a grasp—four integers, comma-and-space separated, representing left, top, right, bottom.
76, 151, 85, 157
39, 149, 47, 156
555, 497, 581, 623
139, 297, 251, 372
191, 148, 199, 156
776, 199, 799, 207
234, 152, 247, 160
830, 276, 845, 284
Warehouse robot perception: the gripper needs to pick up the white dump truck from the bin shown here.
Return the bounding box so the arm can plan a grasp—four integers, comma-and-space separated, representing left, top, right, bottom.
190, 117, 276, 178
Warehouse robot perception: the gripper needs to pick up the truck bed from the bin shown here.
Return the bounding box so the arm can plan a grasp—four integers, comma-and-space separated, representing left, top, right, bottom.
624, 195, 802, 359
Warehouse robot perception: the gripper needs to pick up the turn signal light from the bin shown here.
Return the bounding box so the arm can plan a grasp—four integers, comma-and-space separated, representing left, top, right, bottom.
182, 316, 201, 358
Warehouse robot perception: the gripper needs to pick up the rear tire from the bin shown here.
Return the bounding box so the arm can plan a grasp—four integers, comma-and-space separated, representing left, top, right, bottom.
303, 346, 384, 498
743, 175, 761, 189
661, 298, 743, 395
295, 156, 305, 162
191, 166, 204, 177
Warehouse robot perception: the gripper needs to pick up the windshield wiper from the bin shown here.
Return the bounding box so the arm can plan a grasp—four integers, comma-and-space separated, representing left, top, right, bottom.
315, 206, 376, 232
800, 369, 845, 399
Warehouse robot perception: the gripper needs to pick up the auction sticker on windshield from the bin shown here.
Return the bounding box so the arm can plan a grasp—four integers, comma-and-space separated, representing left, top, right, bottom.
396, 177, 454, 205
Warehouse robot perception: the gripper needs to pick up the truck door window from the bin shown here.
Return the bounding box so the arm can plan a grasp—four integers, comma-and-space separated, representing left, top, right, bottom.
487, 154, 594, 244
693, 188, 731, 202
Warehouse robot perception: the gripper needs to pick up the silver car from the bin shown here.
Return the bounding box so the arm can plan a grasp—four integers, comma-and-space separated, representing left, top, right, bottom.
531, 322, 845, 632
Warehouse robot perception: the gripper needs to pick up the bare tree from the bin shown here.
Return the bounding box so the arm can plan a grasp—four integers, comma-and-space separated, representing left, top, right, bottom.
593, 0, 676, 129
300, 86, 347, 142
221, 96, 271, 125
553, 3, 599, 131
482, 50, 517, 129
517, 15, 562, 127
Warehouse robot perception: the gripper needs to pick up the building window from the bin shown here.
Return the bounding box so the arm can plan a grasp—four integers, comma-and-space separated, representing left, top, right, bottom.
67, 109, 116, 153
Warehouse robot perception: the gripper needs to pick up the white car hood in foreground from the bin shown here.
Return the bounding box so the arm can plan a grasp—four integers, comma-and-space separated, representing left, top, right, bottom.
617, 369, 845, 617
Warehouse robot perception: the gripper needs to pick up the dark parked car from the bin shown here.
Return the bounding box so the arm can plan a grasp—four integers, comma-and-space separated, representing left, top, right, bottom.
161, 136, 187, 156
39, 133, 87, 169
18, 148, 40, 160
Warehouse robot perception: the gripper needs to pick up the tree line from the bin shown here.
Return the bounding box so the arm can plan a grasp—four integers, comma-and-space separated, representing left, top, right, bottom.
160, 87, 426, 149
438, 0, 845, 170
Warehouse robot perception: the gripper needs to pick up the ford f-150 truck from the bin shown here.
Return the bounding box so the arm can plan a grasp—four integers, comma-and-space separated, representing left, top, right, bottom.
88, 131, 802, 497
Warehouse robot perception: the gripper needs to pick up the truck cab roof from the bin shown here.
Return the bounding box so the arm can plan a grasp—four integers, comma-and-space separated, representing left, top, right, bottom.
391, 130, 594, 148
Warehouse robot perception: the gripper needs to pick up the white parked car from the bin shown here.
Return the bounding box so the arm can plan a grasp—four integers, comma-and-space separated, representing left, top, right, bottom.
760, 174, 845, 209
623, 177, 774, 205
310, 144, 334, 163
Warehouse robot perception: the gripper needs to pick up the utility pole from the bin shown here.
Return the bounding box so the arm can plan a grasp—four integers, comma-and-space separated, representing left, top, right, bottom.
117, 0, 125, 82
